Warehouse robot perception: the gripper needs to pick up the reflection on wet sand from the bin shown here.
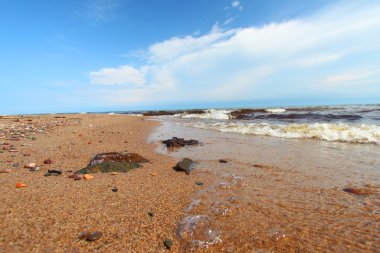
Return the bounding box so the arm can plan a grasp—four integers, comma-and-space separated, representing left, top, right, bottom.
150, 121, 380, 252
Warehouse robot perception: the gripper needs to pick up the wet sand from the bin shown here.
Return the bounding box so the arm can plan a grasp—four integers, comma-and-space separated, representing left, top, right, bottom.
150, 120, 380, 252
1, 114, 379, 252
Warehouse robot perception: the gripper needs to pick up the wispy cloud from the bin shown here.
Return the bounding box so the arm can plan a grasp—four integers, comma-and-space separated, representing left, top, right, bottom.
90, 66, 146, 86
77, 0, 121, 24
89, 1, 380, 106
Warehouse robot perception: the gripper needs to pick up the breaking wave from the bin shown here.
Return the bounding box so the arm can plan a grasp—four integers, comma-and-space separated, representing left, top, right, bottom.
174, 109, 231, 120
184, 122, 380, 144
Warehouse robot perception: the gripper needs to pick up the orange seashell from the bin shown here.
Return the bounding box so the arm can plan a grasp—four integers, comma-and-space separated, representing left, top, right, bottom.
16, 182, 26, 188
150, 172, 157, 176
83, 174, 94, 180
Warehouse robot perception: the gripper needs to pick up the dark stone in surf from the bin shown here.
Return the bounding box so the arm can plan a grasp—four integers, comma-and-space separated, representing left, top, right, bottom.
162, 137, 199, 148
173, 158, 195, 175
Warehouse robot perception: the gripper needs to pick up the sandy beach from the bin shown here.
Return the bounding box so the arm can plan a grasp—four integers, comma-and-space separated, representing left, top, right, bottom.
1, 113, 379, 252
0, 114, 213, 252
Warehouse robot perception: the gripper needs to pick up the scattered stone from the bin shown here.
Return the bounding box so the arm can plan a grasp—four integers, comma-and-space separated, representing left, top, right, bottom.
44, 173, 52, 177
30, 166, 40, 172
148, 212, 154, 217
12, 163, 19, 168
219, 159, 228, 163
78, 231, 90, 240
44, 159, 53, 164
343, 187, 372, 196
86, 231, 102, 241
26, 163, 37, 168
68, 175, 77, 178
111, 172, 118, 175
48, 169, 62, 175
15, 182, 26, 188
173, 158, 195, 175
163, 239, 173, 250
162, 137, 199, 148
74, 176, 81, 181
0, 169, 12, 173
83, 174, 94, 180
151, 172, 157, 176
196, 182, 204, 186
112, 187, 118, 192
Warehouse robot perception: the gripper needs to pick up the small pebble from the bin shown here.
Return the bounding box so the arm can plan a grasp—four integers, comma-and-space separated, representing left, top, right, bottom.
12, 163, 19, 168
74, 177, 81, 180
15, 182, 26, 188
148, 212, 154, 217
151, 172, 157, 176
112, 187, 118, 192
195, 182, 204, 186
44, 159, 53, 164
83, 174, 94, 180
163, 239, 173, 250
44, 173, 52, 177
86, 231, 102, 241
219, 159, 228, 163
78, 231, 90, 240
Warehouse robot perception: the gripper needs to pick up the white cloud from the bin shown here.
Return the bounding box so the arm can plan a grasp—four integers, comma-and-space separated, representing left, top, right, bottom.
232, 0, 240, 8
324, 71, 375, 87
89, 1, 380, 106
89, 65, 146, 86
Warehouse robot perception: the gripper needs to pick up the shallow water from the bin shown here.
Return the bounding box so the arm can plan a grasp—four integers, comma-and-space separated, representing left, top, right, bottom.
149, 119, 380, 252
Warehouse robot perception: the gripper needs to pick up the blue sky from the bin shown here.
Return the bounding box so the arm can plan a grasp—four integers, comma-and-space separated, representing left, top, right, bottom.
1, 0, 379, 114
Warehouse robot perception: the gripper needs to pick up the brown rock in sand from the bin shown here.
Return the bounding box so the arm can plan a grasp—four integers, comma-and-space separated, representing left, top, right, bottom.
88, 152, 149, 166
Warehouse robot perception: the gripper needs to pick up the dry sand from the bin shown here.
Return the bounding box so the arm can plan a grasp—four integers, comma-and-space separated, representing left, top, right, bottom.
0, 114, 212, 252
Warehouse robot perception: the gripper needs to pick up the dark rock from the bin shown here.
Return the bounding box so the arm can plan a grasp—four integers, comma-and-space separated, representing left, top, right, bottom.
78, 231, 90, 240
48, 169, 62, 175
148, 212, 154, 217
44, 159, 53, 164
12, 163, 19, 168
68, 174, 77, 178
44, 173, 52, 177
88, 152, 149, 166
74, 176, 81, 180
173, 158, 195, 175
77, 161, 141, 174
163, 239, 173, 250
162, 137, 199, 148
112, 187, 118, 192
86, 231, 103, 241
219, 159, 228, 163
343, 187, 372, 196
195, 182, 204, 186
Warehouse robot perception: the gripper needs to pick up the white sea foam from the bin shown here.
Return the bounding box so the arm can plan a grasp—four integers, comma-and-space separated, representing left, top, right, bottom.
184, 122, 380, 144
265, 108, 286, 113
175, 109, 231, 120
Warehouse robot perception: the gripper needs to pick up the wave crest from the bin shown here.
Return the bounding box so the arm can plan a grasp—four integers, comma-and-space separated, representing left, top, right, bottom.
184, 122, 380, 144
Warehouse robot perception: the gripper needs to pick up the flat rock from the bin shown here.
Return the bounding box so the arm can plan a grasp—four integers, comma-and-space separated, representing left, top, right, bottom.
77, 161, 141, 174
88, 152, 148, 166
173, 158, 195, 175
